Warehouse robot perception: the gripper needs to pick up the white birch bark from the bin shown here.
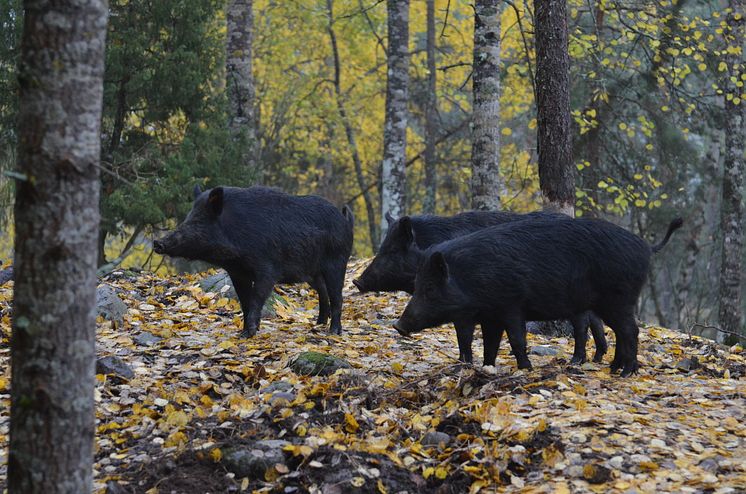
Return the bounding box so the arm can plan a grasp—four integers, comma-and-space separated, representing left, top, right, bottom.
381, 0, 410, 240
471, 0, 505, 211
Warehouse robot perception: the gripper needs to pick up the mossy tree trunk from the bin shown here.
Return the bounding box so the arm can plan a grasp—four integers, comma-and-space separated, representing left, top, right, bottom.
9, 0, 107, 492
535, 0, 574, 216
227, 0, 258, 176
717, 1, 745, 341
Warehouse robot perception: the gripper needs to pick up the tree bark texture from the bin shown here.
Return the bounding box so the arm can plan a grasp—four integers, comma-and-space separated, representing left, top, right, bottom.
9, 0, 107, 492
380, 0, 409, 239
423, 0, 437, 214
226, 0, 257, 173
535, 0, 574, 215
717, 1, 745, 339
471, 0, 505, 212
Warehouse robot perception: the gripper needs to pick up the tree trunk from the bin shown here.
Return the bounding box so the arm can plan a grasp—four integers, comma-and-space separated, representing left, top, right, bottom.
380, 0, 409, 239
423, 0, 437, 214
471, 0, 504, 212
326, 0, 379, 250
9, 0, 107, 492
717, 2, 745, 341
226, 0, 257, 175
535, 0, 574, 215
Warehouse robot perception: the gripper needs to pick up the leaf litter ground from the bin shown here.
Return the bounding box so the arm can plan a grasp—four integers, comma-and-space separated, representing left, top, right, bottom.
0, 259, 744, 493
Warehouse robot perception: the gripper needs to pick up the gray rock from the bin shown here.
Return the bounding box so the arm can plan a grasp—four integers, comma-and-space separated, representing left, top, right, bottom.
630, 453, 652, 464
256, 439, 292, 450
199, 271, 237, 299
262, 380, 295, 394
698, 458, 719, 472
198, 270, 283, 317
676, 356, 700, 372
530, 345, 559, 356
0, 266, 13, 285
96, 284, 127, 325
422, 431, 451, 447
223, 440, 290, 478
133, 332, 162, 346
648, 343, 666, 353
608, 456, 624, 470
96, 356, 134, 379
289, 352, 351, 376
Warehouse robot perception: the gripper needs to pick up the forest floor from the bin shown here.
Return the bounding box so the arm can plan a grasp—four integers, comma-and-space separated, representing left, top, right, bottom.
0, 260, 745, 493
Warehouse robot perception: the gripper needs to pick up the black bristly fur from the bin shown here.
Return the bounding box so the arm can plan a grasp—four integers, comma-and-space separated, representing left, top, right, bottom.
395, 216, 683, 377
356, 210, 608, 365
154, 186, 354, 337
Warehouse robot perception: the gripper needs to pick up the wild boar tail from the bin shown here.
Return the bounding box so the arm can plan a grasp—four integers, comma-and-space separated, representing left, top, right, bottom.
651, 217, 684, 253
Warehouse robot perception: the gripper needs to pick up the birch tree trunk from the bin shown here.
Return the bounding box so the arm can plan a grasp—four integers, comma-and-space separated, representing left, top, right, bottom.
717, 1, 745, 341
535, 0, 574, 216
226, 0, 257, 175
471, 0, 505, 211
380, 0, 409, 239
9, 0, 107, 492
423, 0, 437, 214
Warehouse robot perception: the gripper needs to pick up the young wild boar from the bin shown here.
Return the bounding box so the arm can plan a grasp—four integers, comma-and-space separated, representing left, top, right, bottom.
394, 216, 683, 377
354, 211, 608, 365
154, 186, 354, 337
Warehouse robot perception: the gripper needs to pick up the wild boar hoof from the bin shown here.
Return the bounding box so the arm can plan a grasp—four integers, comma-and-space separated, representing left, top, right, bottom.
620, 361, 639, 377
240, 328, 257, 338
569, 355, 586, 365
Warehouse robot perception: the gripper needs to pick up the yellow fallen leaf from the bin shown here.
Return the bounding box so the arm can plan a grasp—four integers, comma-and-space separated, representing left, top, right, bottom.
377, 479, 388, 494
345, 413, 360, 433
164, 431, 187, 448
209, 448, 222, 462
165, 410, 189, 428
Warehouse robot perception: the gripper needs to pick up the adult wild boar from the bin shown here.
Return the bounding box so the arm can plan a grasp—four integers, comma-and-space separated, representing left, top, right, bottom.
394, 216, 683, 377
154, 186, 354, 337
354, 211, 608, 365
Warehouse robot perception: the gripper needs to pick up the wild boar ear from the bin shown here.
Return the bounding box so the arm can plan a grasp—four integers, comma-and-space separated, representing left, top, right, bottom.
428, 251, 449, 282
193, 184, 202, 200
385, 211, 396, 225
398, 216, 414, 247
207, 187, 224, 216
